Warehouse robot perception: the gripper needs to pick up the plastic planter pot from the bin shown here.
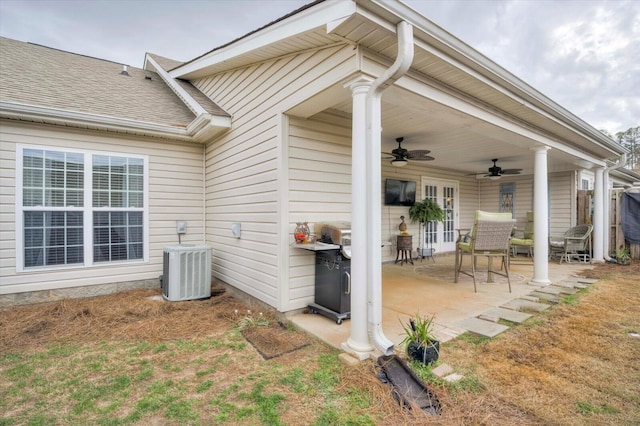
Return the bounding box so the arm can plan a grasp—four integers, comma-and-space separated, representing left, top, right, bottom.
407, 341, 440, 365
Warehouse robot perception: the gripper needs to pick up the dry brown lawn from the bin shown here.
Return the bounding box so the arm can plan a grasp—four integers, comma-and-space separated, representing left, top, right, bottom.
1, 262, 639, 425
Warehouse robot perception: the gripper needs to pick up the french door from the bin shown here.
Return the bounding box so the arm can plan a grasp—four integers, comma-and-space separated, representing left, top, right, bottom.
420, 178, 458, 253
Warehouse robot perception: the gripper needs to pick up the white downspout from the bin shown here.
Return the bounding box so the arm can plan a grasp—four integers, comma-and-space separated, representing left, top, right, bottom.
603, 154, 627, 261
365, 21, 414, 355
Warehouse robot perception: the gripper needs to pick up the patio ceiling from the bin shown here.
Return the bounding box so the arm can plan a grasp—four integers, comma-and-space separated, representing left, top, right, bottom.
289, 82, 598, 177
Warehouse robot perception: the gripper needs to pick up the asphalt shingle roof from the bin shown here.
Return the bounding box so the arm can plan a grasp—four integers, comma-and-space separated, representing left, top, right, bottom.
145, 53, 229, 117
1, 37, 227, 128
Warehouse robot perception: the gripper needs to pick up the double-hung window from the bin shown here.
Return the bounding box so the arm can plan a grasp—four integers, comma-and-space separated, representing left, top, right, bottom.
17, 145, 148, 271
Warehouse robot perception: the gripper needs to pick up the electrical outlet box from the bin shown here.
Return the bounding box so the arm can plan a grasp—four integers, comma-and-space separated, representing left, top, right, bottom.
231, 222, 241, 238
176, 221, 187, 235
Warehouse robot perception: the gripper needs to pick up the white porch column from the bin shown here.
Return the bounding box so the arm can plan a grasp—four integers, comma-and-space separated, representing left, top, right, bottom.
592, 167, 605, 262
531, 146, 551, 285
343, 79, 374, 357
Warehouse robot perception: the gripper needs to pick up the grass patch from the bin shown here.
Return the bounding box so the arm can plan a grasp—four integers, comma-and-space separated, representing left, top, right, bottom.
576, 401, 619, 415
2, 267, 638, 425
455, 331, 490, 345
240, 380, 285, 425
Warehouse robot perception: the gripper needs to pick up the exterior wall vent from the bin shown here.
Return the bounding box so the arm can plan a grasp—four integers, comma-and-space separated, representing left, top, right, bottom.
162, 244, 212, 301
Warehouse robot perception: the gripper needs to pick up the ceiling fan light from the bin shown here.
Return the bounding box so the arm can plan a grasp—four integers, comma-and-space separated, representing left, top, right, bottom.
391, 159, 408, 167
488, 174, 501, 180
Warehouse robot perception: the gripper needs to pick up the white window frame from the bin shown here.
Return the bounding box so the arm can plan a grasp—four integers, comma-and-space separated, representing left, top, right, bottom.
16, 144, 149, 272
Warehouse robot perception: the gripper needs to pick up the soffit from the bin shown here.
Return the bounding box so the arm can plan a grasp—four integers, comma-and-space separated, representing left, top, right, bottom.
327, 12, 621, 160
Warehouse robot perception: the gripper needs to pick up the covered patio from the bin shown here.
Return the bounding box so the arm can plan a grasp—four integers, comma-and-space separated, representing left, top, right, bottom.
290, 254, 593, 352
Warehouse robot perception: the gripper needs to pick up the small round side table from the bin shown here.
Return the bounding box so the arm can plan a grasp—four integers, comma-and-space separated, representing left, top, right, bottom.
395, 235, 413, 265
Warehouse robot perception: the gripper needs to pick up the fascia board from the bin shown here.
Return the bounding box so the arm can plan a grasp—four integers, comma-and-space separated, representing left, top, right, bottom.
170, 0, 356, 79
187, 113, 232, 142
0, 102, 193, 141
145, 54, 207, 116
365, 0, 622, 155
611, 167, 640, 182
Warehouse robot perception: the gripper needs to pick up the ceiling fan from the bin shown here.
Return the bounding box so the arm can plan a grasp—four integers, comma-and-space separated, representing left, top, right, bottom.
382, 137, 434, 167
474, 159, 522, 180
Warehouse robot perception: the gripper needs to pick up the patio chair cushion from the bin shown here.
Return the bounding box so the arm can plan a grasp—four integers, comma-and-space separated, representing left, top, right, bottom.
510, 237, 533, 246
549, 239, 564, 248
523, 211, 534, 239
457, 240, 472, 252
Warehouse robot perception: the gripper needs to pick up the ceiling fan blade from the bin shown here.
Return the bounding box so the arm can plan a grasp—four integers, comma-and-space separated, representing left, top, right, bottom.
406, 149, 431, 157
409, 155, 435, 161
500, 169, 522, 174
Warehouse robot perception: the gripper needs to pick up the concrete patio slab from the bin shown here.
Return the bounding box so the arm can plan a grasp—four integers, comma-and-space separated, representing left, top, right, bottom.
289, 254, 591, 354
481, 307, 532, 323
456, 317, 510, 337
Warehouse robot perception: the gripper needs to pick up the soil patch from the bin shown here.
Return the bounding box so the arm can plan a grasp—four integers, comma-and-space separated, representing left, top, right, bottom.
242, 323, 310, 359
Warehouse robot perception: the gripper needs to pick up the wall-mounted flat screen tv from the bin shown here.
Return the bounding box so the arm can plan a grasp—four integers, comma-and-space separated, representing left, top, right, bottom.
385, 179, 416, 206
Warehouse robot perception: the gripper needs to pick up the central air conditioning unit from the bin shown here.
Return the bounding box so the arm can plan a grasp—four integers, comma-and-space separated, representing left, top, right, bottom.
162, 244, 212, 301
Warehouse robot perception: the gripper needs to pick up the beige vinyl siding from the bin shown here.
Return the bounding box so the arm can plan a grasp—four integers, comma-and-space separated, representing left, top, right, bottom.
195, 44, 357, 311
549, 171, 574, 237
0, 120, 204, 294
478, 175, 534, 223
477, 172, 574, 238
288, 111, 352, 309
381, 165, 478, 261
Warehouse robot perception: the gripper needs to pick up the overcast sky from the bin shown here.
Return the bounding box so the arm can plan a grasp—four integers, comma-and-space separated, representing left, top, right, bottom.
1, 0, 638, 135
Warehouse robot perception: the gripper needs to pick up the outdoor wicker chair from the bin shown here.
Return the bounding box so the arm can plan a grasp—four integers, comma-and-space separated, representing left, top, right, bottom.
548, 224, 593, 264
454, 211, 516, 293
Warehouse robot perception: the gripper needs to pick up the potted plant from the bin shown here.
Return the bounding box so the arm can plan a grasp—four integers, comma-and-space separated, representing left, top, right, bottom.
408, 198, 445, 258
400, 313, 440, 364
616, 248, 631, 265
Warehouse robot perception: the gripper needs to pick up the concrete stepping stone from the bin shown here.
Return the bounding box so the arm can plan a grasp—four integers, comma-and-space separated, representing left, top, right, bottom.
530, 291, 561, 303
444, 373, 465, 382
501, 298, 550, 312
535, 286, 564, 295
559, 280, 589, 289
478, 314, 499, 323
431, 363, 454, 378
481, 307, 532, 323
551, 285, 578, 295
569, 276, 598, 284
536, 285, 577, 296
520, 295, 541, 302
555, 280, 583, 288
456, 317, 510, 337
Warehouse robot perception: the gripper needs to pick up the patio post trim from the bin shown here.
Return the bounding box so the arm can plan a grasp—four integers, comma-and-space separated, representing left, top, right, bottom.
531, 146, 551, 285
343, 77, 375, 357
592, 167, 605, 263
